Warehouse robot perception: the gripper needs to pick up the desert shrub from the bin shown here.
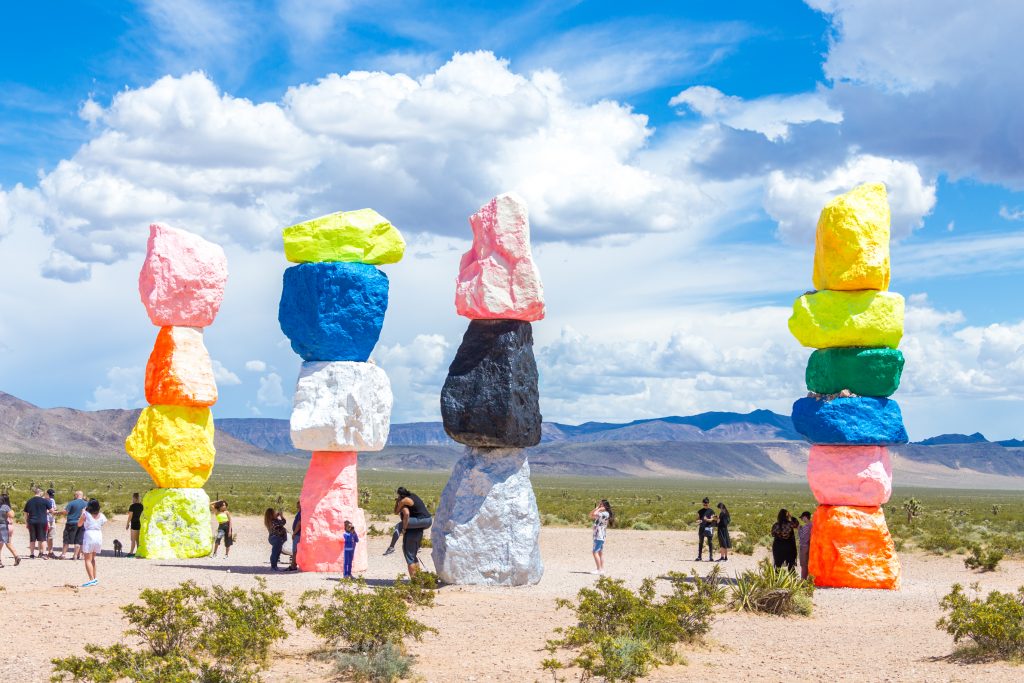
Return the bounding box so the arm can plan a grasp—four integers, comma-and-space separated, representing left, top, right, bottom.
730, 559, 814, 616
390, 571, 440, 607
51, 579, 288, 683
919, 528, 963, 554
733, 537, 755, 555
544, 566, 726, 682
542, 513, 571, 526
631, 521, 652, 531
937, 583, 1024, 660
331, 643, 413, 683
963, 544, 1003, 572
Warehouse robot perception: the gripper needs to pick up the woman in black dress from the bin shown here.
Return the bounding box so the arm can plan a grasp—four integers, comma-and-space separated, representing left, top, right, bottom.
770, 508, 799, 570
715, 502, 731, 561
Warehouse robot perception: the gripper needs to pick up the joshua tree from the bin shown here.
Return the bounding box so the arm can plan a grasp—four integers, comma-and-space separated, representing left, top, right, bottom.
903, 497, 922, 525
991, 504, 1000, 516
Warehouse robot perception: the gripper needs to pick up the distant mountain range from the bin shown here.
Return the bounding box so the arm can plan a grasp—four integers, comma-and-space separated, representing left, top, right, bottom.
3, 390, 1023, 487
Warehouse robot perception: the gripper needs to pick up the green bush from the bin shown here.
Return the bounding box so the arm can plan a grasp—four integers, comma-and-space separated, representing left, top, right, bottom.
963, 544, 1004, 572
733, 537, 755, 556
937, 583, 1024, 660
544, 567, 726, 682
630, 521, 652, 531
391, 571, 440, 607
730, 559, 815, 616
331, 643, 413, 683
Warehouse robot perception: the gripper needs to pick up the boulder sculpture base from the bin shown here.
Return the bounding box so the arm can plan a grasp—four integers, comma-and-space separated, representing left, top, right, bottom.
809, 504, 900, 590
431, 448, 543, 586
137, 488, 213, 559
297, 451, 368, 574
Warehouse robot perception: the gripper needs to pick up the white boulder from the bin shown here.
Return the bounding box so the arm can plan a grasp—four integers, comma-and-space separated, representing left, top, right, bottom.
290, 361, 393, 451
431, 448, 543, 586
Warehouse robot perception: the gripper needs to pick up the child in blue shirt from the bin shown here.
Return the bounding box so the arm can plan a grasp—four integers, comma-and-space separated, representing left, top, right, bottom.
343, 520, 359, 578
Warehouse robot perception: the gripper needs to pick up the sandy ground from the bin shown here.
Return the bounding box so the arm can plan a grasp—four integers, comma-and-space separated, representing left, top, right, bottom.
1, 516, 1021, 682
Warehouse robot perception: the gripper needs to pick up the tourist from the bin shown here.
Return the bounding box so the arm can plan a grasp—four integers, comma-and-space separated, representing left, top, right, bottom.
342, 520, 359, 579
715, 502, 732, 562
22, 488, 50, 559
77, 499, 106, 587
770, 509, 799, 571
126, 493, 144, 557
44, 489, 58, 558
589, 499, 613, 574
287, 500, 301, 571
0, 493, 21, 567
210, 500, 233, 558
695, 497, 715, 561
384, 487, 432, 576
798, 511, 813, 579
264, 508, 288, 571
59, 491, 88, 560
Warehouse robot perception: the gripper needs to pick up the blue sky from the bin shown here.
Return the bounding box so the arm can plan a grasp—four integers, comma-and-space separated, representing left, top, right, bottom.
1, 0, 1022, 439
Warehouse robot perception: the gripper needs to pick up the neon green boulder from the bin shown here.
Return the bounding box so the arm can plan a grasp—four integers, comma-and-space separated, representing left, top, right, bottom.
137, 488, 213, 559
789, 290, 904, 349
283, 209, 405, 264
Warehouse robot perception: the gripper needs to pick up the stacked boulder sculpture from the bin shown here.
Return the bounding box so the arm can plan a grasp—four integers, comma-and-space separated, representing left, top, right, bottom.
279, 209, 404, 573
788, 182, 906, 589
127, 224, 228, 559
432, 193, 545, 585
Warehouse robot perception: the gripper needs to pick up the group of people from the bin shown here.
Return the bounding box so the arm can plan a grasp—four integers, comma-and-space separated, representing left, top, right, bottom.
770, 509, 814, 579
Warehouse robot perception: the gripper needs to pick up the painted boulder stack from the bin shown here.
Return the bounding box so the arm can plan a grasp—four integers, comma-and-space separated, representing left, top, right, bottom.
432, 193, 545, 586
279, 209, 403, 574
128, 224, 228, 559
787, 182, 905, 589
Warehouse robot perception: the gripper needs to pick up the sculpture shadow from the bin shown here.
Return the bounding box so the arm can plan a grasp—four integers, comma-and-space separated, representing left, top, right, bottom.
157, 563, 295, 576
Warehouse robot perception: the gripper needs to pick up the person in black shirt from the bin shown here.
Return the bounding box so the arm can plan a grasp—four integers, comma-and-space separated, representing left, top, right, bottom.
125, 493, 144, 557
695, 497, 716, 561
383, 487, 432, 576
23, 488, 50, 559
716, 502, 732, 561
771, 508, 799, 570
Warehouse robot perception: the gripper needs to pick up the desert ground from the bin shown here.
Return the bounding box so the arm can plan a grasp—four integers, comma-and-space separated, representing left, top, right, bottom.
1, 515, 1021, 683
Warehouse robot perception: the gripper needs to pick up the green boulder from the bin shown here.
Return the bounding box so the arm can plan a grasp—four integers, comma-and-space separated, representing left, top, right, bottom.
806, 348, 904, 397
283, 208, 405, 264
137, 488, 213, 559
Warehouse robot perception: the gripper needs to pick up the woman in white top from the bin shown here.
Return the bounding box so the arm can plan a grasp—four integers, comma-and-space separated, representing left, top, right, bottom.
77, 499, 106, 587
589, 499, 614, 575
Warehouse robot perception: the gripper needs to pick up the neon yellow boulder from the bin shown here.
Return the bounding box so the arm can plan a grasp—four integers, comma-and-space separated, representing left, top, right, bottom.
125, 405, 216, 488
789, 290, 904, 349
137, 488, 213, 559
813, 182, 891, 291
283, 208, 405, 264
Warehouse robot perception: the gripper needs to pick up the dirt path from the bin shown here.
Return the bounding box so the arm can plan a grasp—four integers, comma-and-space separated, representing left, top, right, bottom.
0, 517, 1020, 682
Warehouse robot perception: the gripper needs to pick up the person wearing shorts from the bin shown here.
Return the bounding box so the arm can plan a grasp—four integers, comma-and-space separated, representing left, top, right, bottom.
211, 500, 233, 557
61, 491, 88, 559
589, 499, 613, 574
23, 488, 49, 559
78, 499, 106, 587
0, 494, 21, 567
44, 489, 57, 558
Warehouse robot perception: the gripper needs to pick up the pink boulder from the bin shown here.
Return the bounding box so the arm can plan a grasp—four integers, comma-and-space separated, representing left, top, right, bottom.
139, 223, 229, 327
807, 445, 892, 506
297, 451, 368, 573
455, 192, 545, 321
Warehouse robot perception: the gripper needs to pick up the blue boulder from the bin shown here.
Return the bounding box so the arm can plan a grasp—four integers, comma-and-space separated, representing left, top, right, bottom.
791, 396, 908, 445
278, 262, 388, 361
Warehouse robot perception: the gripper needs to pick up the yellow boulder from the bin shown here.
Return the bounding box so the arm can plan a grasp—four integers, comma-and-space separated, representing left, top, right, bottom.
283, 208, 405, 264
125, 405, 216, 488
813, 182, 891, 291
789, 290, 904, 349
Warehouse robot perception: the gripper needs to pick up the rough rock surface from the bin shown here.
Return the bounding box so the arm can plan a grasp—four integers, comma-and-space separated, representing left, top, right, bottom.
789, 290, 904, 349
297, 452, 367, 573
290, 361, 393, 452
137, 488, 213, 559
145, 326, 218, 407
431, 448, 543, 585
139, 223, 228, 327
813, 182, 891, 291
808, 504, 900, 589
441, 320, 541, 448
125, 405, 216, 488
283, 208, 405, 265
455, 193, 545, 321
807, 445, 892, 506
792, 396, 908, 445
278, 262, 388, 362
805, 347, 904, 397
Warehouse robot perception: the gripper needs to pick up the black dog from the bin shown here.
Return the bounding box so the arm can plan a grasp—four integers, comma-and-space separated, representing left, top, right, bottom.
113, 539, 123, 557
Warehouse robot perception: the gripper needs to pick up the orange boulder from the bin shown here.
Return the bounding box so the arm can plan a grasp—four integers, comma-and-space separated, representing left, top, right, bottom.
145, 326, 217, 407
808, 505, 900, 590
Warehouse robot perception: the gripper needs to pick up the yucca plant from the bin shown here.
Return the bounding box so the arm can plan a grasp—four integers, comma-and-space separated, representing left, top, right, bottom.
729, 559, 814, 616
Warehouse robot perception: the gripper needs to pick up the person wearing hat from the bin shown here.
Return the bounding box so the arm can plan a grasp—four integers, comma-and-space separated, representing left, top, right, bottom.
695, 497, 716, 561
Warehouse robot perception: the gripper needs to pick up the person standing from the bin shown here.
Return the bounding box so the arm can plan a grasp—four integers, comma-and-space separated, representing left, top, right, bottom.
125, 493, 144, 557
383, 487, 432, 576
589, 499, 613, 574
287, 500, 301, 571
771, 509, 799, 571
210, 500, 233, 558
695, 498, 715, 561
0, 494, 21, 567
715, 502, 732, 562
264, 508, 288, 571
44, 489, 58, 559
59, 491, 88, 560
77, 499, 106, 587
23, 488, 49, 559
342, 520, 359, 579
798, 511, 813, 579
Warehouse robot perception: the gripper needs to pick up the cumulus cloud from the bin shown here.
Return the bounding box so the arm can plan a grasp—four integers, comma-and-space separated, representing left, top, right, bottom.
212, 359, 242, 385
87, 366, 143, 410
244, 359, 267, 372
256, 371, 289, 407
670, 86, 842, 141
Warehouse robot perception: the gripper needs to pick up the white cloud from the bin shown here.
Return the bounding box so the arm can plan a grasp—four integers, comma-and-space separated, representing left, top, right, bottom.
256, 372, 289, 407
87, 366, 143, 410
763, 154, 937, 243
212, 360, 242, 385
670, 86, 842, 141
278, 0, 353, 46
999, 206, 1024, 221
374, 334, 450, 423
245, 360, 267, 372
